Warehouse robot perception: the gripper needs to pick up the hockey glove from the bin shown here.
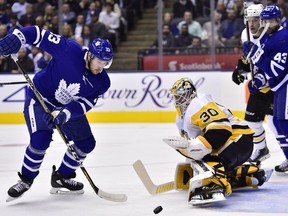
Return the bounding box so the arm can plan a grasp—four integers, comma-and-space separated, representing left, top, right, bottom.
162, 136, 212, 160
43, 112, 54, 129
0, 33, 22, 56
248, 73, 266, 95
232, 59, 250, 85
43, 108, 71, 129
243, 41, 256, 57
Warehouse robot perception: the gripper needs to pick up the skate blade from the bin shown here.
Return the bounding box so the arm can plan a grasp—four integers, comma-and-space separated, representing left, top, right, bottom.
6, 194, 24, 202
189, 193, 226, 206
264, 169, 273, 182
50, 187, 84, 195
275, 170, 288, 176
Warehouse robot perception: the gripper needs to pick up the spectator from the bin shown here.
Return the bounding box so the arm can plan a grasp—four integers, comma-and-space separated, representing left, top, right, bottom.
62, 2, 76, 25
187, 36, 207, 54
7, 14, 22, 33
84, 1, 101, 25
175, 23, 193, 47
46, 15, 58, 34
89, 12, 108, 39
151, 23, 175, 54
73, 14, 85, 38
43, 4, 55, 25
99, 2, 120, 51
33, 0, 51, 17
78, 0, 90, 13
173, 0, 194, 20
201, 10, 224, 47
0, 23, 7, 38
81, 24, 93, 47
11, 0, 28, 19
0, 0, 10, 25
35, 15, 44, 28
9, 47, 34, 73
62, 23, 74, 40
28, 46, 43, 73
177, 10, 202, 38
106, 0, 122, 18
19, 3, 36, 27
218, 8, 245, 47
216, 0, 228, 21
163, 11, 179, 36
74, 36, 85, 47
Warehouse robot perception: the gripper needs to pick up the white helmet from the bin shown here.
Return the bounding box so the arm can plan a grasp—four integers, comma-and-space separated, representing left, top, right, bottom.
245, 4, 264, 18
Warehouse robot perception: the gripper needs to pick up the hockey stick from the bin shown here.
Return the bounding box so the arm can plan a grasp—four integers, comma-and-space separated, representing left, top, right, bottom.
133, 159, 213, 195
133, 160, 175, 194
243, 1, 254, 82
0, 81, 27, 87
11, 54, 127, 202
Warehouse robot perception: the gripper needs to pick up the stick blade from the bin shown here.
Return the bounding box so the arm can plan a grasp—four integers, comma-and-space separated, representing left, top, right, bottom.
133, 160, 174, 195
98, 190, 128, 202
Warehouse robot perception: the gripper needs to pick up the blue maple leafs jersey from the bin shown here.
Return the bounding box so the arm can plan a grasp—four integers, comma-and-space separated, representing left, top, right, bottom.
17, 26, 111, 118
256, 26, 288, 92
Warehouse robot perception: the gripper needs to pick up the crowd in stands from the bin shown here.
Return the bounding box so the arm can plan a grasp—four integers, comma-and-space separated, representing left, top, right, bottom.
0, 0, 151, 73
151, 0, 288, 55
0, 0, 287, 73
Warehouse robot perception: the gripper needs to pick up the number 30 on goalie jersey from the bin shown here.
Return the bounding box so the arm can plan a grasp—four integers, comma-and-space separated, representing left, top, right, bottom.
176, 93, 253, 155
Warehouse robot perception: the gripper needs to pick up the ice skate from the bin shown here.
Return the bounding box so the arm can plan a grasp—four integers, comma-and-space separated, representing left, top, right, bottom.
252, 169, 273, 186
275, 159, 288, 176
248, 146, 270, 163
50, 165, 84, 194
188, 184, 227, 206
6, 172, 33, 202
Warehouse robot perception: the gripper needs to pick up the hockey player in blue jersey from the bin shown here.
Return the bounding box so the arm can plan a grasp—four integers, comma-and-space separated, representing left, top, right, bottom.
0, 25, 113, 201
232, 4, 274, 163
244, 4, 288, 174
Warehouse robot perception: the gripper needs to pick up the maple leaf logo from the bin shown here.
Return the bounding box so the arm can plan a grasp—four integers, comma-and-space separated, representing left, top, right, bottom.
55, 79, 80, 104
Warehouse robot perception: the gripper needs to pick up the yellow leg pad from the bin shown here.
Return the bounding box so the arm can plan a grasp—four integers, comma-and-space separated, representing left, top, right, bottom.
174, 163, 193, 190
230, 164, 261, 189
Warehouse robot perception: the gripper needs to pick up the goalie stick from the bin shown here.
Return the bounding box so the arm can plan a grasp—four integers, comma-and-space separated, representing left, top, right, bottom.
10, 54, 127, 203
133, 159, 213, 195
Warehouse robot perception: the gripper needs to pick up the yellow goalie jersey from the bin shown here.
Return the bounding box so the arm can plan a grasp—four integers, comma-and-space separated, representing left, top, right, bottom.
176, 93, 254, 155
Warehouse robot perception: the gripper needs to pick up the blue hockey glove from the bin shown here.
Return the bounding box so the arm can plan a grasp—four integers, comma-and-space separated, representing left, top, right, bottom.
43, 108, 71, 129
43, 112, 54, 130
0, 34, 22, 56
243, 41, 257, 57
248, 73, 266, 95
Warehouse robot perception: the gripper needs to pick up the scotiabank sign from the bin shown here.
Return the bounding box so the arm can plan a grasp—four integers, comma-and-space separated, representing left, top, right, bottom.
143, 54, 240, 70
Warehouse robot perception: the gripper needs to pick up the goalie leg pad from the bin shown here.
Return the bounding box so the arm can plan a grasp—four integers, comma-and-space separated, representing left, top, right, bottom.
174, 163, 193, 190
229, 164, 273, 189
188, 161, 232, 205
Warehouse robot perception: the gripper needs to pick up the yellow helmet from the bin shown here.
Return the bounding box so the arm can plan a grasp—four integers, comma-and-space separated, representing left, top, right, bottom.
170, 77, 197, 116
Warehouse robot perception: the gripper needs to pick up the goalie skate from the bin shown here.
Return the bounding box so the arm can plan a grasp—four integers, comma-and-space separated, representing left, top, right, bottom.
189, 185, 227, 206
50, 165, 84, 195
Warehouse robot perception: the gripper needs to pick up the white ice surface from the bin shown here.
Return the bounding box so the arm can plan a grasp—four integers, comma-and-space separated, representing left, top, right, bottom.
0, 123, 287, 216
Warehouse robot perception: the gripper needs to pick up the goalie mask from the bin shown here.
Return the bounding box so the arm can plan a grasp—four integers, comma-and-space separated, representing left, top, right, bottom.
170, 77, 197, 116
88, 38, 113, 69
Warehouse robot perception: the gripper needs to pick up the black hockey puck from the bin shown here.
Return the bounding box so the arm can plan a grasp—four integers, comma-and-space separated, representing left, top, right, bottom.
153, 205, 163, 214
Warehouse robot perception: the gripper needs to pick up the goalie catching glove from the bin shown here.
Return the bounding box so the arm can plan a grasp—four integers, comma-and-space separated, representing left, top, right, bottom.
162, 136, 212, 160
